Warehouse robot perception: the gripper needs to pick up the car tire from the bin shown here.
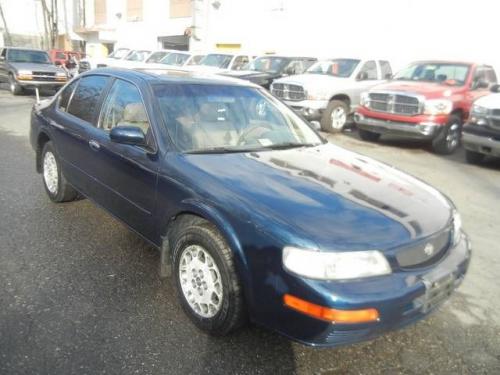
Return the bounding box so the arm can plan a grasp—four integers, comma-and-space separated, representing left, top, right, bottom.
171, 215, 246, 336
432, 114, 462, 155
358, 128, 381, 142
465, 149, 485, 164
9, 74, 23, 95
321, 100, 350, 133
41, 141, 78, 203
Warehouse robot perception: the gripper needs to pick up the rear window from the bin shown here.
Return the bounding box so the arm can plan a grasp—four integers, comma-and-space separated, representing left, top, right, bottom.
68, 76, 109, 124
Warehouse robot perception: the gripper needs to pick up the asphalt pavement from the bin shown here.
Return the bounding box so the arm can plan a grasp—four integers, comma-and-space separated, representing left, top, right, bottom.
0, 87, 499, 375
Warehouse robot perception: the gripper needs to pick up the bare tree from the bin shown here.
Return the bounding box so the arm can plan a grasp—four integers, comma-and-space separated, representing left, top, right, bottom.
40, 0, 58, 48
0, 2, 13, 45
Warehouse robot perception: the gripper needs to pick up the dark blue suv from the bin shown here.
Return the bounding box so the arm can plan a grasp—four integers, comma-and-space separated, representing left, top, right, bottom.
30, 69, 471, 346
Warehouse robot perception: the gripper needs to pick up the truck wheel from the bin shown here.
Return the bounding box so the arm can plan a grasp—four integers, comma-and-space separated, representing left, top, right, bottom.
8, 74, 24, 95
465, 149, 485, 164
41, 141, 78, 203
171, 216, 246, 336
358, 128, 381, 142
432, 114, 462, 155
321, 100, 349, 133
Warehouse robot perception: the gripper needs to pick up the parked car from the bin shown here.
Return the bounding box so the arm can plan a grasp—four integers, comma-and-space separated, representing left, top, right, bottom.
137, 51, 205, 71
49, 49, 84, 66
30, 68, 470, 347
184, 53, 251, 73
355, 61, 497, 154
222, 55, 317, 89
462, 84, 500, 163
271, 58, 391, 132
0, 47, 68, 95
110, 49, 153, 68
80, 47, 133, 71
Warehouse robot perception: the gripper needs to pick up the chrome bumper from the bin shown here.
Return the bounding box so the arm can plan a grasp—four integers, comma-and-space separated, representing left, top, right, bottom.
285, 99, 329, 120
462, 132, 500, 157
18, 80, 66, 87
355, 113, 440, 139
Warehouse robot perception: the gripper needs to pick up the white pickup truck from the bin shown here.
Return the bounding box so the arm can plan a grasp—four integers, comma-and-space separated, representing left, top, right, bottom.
271, 58, 392, 132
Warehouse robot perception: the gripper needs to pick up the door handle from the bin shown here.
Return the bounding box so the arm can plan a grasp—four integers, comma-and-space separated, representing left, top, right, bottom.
88, 139, 100, 151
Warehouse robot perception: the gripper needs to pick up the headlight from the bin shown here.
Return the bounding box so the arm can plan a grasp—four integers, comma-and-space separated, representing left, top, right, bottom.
283, 247, 391, 280
307, 90, 329, 101
17, 70, 33, 80
470, 104, 489, 125
423, 99, 453, 115
452, 210, 462, 246
360, 92, 370, 107
55, 71, 68, 80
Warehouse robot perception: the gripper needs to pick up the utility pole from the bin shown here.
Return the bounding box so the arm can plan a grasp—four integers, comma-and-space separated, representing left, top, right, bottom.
0, 2, 13, 45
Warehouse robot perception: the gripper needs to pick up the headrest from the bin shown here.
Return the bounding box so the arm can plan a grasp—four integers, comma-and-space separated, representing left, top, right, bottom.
123, 103, 148, 123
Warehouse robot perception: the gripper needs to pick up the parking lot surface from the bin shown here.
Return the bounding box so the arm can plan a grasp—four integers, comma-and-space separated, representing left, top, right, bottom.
1, 88, 499, 375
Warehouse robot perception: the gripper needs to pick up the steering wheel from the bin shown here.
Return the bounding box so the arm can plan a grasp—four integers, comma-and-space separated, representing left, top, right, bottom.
237, 124, 273, 146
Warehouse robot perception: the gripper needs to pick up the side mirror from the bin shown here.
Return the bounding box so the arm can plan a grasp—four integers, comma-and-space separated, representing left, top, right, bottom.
385, 73, 392, 80
110, 126, 146, 147
357, 71, 369, 81
490, 84, 500, 93
473, 79, 489, 90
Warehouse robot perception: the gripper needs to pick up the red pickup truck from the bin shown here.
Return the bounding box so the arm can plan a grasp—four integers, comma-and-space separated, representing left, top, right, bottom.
355, 61, 497, 154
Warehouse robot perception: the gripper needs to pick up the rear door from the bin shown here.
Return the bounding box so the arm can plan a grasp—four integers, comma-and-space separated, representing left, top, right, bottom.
49, 75, 111, 196
466, 66, 496, 114
351, 60, 384, 107
85, 78, 159, 239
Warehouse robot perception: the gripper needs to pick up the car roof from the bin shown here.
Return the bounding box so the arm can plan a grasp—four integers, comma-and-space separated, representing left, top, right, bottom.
81, 68, 261, 88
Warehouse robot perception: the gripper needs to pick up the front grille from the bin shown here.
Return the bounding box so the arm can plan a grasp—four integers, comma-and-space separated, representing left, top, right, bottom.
396, 228, 451, 269
367, 92, 421, 116
272, 83, 305, 101
32, 72, 57, 82
488, 109, 500, 130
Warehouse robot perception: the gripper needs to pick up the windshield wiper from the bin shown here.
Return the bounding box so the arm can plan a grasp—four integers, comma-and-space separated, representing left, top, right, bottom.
264, 142, 320, 150
185, 147, 254, 154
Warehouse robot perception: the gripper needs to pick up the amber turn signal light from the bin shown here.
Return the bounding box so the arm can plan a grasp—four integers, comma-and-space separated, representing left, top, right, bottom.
283, 294, 379, 324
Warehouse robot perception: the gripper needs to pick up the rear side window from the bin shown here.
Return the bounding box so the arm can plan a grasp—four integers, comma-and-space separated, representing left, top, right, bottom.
380, 60, 392, 78
58, 80, 78, 112
359, 60, 378, 80
68, 75, 109, 124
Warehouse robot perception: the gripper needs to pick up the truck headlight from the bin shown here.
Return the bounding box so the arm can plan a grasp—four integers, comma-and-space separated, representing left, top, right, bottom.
283, 247, 391, 280
452, 210, 462, 246
307, 91, 329, 101
17, 69, 33, 80
423, 99, 453, 115
55, 71, 68, 81
470, 104, 488, 125
360, 92, 370, 107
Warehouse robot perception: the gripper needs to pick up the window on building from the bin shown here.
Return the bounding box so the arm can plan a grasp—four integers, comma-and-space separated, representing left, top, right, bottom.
68, 76, 109, 125
170, 0, 192, 18
127, 0, 143, 21
358, 61, 378, 80
94, 0, 107, 25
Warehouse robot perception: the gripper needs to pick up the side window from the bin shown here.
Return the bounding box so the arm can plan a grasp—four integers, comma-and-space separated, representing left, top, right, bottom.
359, 60, 378, 80
68, 75, 109, 124
484, 68, 497, 84
0, 49, 6, 59
99, 79, 152, 144
232, 56, 249, 70
58, 80, 78, 112
379, 60, 392, 78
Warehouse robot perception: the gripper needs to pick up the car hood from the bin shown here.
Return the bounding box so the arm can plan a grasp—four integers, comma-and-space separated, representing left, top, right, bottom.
223, 70, 279, 79
10, 62, 64, 73
370, 80, 463, 99
177, 143, 452, 251
273, 73, 351, 90
473, 93, 500, 108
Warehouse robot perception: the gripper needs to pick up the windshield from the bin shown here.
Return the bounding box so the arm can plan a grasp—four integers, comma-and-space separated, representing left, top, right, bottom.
154, 84, 323, 153
146, 51, 169, 63
125, 50, 151, 62
394, 63, 470, 86
199, 54, 233, 68
244, 56, 289, 73
160, 52, 190, 66
306, 59, 360, 77
108, 48, 130, 59
7, 49, 51, 64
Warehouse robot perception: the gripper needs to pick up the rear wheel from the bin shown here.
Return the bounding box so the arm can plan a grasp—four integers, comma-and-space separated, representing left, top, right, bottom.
321, 100, 349, 133
41, 141, 78, 202
432, 114, 462, 155
358, 128, 381, 142
8, 74, 23, 95
465, 149, 485, 164
171, 216, 246, 336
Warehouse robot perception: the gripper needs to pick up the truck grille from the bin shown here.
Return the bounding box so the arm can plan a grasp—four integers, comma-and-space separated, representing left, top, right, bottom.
367, 92, 421, 116
272, 83, 305, 101
32, 72, 57, 82
396, 228, 451, 269
489, 109, 500, 129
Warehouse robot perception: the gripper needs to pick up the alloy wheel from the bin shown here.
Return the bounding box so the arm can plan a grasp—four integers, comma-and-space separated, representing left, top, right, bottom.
331, 107, 347, 130
43, 151, 59, 194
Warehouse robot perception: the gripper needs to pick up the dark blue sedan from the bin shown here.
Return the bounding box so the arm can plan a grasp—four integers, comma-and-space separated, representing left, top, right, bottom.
30, 69, 471, 346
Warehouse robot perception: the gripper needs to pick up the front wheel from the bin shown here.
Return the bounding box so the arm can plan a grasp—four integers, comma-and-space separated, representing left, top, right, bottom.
321, 100, 350, 133
171, 216, 246, 336
432, 114, 462, 155
41, 141, 78, 202
8, 74, 23, 95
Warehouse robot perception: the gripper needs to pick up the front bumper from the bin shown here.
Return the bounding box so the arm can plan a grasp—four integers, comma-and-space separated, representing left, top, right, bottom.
462, 129, 500, 157
17, 79, 66, 88
264, 233, 471, 347
284, 99, 329, 120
